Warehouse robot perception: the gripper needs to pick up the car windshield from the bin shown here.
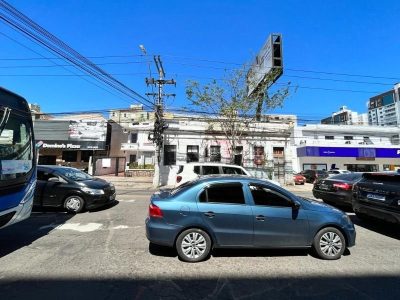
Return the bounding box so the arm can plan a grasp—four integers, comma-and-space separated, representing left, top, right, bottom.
57, 168, 92, 181
0, 109, 34, 183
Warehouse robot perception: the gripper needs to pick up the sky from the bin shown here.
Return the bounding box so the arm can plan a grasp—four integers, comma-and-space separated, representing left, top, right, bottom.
1, 0, 400, 122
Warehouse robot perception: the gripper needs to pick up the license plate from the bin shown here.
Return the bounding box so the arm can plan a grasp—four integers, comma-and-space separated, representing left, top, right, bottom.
367, 193, 385, 202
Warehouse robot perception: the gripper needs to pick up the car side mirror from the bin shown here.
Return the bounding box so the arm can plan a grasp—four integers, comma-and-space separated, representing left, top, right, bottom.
48, 177, 61, 183
292, 201, 301, 210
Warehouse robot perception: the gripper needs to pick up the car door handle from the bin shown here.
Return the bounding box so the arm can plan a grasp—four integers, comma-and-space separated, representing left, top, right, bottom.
204, 211, 215, 218
256, 215, 265, 221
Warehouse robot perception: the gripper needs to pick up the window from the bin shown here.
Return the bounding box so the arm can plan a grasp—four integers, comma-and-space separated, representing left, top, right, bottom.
62, 151, 77, 162
186, 145, 199, 163
273, 147, 284, 158
129, 154, 136, 164
130, 133, 138, 143
199, 183, 245, 204
202, 165, 220, 175
37, 170, 57, 181
344, 136, 353, 140
210, 146, 221, 162
164, 145, 176, 165
249, 184, 292, 207
193, 166, 200, 174
254, 146, 264, 165
80, 151, 92, 162
222, 166, 246, 175
325, 136, 334, 140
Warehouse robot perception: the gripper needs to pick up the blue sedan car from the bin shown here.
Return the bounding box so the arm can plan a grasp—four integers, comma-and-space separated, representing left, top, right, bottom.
146, 176, 356, 262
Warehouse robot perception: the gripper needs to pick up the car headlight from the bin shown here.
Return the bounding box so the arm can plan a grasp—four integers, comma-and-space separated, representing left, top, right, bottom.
82, 187, 105, 195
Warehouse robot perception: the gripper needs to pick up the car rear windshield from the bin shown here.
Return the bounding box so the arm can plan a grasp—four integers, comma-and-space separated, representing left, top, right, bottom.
170, 180, 196, 196
362, 173, 400, 183
330, 173, 363, 182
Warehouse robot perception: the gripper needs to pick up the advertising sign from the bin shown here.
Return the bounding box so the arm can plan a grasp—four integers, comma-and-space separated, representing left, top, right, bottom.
247, 33, 283, 97
34, 119, 107, 150
297, 146, 400, 158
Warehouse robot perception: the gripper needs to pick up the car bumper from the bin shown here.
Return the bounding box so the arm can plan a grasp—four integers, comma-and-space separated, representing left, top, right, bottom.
353, 201, 400, 224
313, 190, 352, 206
345, 225, 356, 247
85, 192, 116, 210
145, 217, 181, 247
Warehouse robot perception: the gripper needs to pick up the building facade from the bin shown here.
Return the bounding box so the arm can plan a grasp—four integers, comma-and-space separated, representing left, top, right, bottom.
292, 124, 400, 172
321, 106, 368, 125
368, 83, 400, 126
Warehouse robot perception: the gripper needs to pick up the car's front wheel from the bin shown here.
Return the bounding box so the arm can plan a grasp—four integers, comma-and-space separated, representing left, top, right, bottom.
64, 195, 84, 213
312, 227, 346, 260
176, 228, 211, 262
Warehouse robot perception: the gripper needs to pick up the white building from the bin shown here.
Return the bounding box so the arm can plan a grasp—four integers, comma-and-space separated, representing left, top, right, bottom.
368, 83, 400, 126
321, 106, 368, 125
292, 124, 400, 172
120, 113, 297, 186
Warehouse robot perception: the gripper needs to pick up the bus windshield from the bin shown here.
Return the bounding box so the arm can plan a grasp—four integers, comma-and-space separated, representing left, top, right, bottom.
0, 108, 34, 184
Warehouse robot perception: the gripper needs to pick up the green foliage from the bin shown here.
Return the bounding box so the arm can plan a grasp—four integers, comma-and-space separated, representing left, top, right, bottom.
128, 162, 154, 169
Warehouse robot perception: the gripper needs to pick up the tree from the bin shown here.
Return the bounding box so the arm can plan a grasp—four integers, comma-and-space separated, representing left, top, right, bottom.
185, 67, 292, 163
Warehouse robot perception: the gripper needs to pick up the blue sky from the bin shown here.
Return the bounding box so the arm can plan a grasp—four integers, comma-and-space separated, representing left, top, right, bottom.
1, 0, 400, 122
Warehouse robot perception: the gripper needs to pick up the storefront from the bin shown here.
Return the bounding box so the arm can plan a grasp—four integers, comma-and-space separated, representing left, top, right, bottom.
296, 146, 400, 171
34, 119, 108, 170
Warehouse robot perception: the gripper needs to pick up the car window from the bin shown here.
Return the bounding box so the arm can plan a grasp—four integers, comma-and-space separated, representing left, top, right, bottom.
330, 173, 362, 182
199, 183, 245, 204
193, 166, 200, 174
249, 184, 292, 207
37, 170, 57, 181
222, 166, 245, 175
202, 166, 220, 175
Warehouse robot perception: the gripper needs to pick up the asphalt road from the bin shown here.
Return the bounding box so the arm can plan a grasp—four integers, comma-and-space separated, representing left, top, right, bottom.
0, 185, 399, 300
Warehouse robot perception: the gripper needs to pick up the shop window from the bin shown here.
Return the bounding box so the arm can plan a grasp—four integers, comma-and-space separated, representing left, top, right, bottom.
164, 145, 176, 165
210, 146, 221, 162
62, 151, 77, 162
254, 146, 264, 165
80, 151, 92, 162
186, 145, 199, 163
273, 147, 284, 158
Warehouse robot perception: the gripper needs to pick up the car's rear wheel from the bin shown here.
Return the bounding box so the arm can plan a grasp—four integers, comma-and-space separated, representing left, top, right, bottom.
312, 227, 345, 260
64, 195, 84, 213
176, 228, 211, 262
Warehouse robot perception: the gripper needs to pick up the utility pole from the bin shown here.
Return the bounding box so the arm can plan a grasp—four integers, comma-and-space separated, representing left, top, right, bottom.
145, 55, 176, 187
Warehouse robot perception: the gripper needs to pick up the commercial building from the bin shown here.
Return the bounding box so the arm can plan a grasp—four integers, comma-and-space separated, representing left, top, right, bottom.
292, 124, 400, 172
368, 83, 400, 126
321, 106, 368, 125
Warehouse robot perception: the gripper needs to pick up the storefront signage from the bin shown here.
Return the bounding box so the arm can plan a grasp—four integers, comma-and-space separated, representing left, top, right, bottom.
40, 141, 106, 150
298, 146, 400, 158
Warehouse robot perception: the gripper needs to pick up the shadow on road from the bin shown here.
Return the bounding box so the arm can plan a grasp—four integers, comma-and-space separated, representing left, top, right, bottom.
0, 275, 399, 299
88, 200, 119, 213
0, 212, 74, 258
350, 215, 400, 240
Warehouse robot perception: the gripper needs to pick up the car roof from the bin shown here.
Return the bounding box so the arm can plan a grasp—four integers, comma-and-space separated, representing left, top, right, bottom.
192, 174, 277, 185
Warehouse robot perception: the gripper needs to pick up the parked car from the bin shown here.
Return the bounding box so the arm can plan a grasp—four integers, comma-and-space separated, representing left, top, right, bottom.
146, 175, 356, 262
301, 169, 329, 183
34, 165, 116, 213
313, 173, 363, 207
293, 172, 306, 185
353, 172, 400, 224
175, 162, 280, 187
328, 169, 351, 176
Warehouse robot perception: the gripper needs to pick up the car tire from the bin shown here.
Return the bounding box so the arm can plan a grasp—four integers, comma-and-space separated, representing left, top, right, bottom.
64, 195, 84, 213
312, 227, 346, 260
176, 228, 211, 263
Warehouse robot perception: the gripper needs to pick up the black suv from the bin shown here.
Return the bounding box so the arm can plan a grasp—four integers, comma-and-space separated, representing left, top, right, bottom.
353, 172, 400, 224
301, 169, 328, 183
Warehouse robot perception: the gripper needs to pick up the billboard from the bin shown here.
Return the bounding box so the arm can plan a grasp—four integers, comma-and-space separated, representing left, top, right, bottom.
247, 33, 283, 97
34, 119, 107, 150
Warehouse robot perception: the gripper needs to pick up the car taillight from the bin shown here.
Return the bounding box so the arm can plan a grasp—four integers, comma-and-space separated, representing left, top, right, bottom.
149, 204, 163, 218
176, 176, 182, 183
333, 183, 352, 190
